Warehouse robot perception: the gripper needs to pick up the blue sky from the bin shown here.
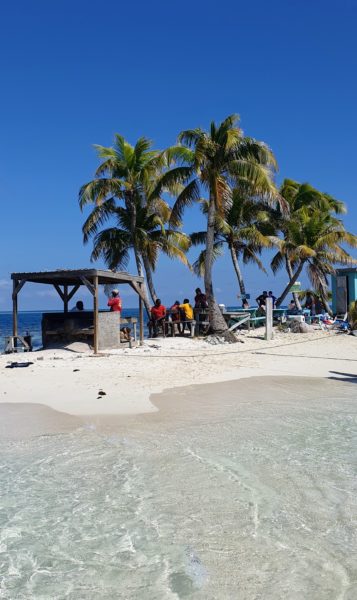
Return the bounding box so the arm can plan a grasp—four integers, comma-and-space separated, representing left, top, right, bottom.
1, 0, 356, 310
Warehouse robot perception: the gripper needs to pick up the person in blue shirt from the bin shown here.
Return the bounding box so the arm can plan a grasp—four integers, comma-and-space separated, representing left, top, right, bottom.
268, 291, 276, 307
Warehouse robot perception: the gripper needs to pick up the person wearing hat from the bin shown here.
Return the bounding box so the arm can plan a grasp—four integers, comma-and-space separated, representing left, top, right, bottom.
107, 289, 122, 312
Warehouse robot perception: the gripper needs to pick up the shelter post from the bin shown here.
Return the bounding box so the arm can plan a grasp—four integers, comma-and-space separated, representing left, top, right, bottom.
265, 297, 273, 341
64, 285, 68, 313
139, 283, 144, 345
12, 279, 18, 338
93, 275, 99, 353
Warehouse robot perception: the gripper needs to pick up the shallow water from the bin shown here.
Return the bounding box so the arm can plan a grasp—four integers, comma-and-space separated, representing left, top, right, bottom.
1, 377, 357, 599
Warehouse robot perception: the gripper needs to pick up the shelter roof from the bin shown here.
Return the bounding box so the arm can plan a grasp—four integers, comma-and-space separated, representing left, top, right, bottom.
11, 269, 144, 286
335, 267, 357, 275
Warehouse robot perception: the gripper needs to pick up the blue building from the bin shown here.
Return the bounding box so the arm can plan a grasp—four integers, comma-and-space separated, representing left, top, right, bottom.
331, 268, 357, 314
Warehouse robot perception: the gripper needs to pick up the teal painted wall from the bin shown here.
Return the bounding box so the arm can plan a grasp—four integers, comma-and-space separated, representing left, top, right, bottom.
332, 270, 357, 313
332, 276, 337, 312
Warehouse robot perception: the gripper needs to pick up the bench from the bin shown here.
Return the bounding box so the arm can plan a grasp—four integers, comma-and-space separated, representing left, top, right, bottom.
249, 316, 266, 329
149, 319, 196, 338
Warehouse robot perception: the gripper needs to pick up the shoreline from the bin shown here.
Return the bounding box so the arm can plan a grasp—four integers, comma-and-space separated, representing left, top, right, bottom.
1, 329, 356, 419
1, 370, 356, 441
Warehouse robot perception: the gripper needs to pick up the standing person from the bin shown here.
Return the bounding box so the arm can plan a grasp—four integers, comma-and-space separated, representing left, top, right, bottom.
268, 291, 276, 308
194, 288, 208, 309
304, 292, 315, 315
256, 290, 268, 307
315, 297, 324, 315
242, 298, 250, 309
107, 289, 122, 312
149, 298, 166, 337
179, 298, 194, 335
194, 287, 208, 333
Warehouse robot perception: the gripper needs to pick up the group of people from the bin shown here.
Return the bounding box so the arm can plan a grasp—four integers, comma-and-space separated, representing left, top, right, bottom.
148, 288, 208, 337
288, 292, 324, 316
247, 290, 277, 314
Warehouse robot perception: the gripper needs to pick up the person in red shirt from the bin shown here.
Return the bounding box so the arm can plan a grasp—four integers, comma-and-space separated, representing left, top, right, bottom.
107, 289, 122, 312
149, 298, 166, 337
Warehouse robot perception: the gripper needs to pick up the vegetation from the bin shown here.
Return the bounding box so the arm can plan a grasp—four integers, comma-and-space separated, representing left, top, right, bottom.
78, 118, 357, 332
270, 180, 357, 312
190, 190, 273, 296
348, 301, 357, 330
154, 114, 279, 340
79, 135, 190, 315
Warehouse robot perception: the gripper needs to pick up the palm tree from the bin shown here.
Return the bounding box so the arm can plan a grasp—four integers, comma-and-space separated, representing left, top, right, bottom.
82, 196, 190, 313
79, 135, 189, 314
271, 201, 357, 311
155, 114, 280, 340
191, 190, 273, 297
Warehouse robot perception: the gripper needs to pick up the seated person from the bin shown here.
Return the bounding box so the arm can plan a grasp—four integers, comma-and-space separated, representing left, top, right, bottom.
170, 300, 182, 335
149, 299, 166, 337
287, 299, 300, 315
120, 327, 131, 342
194, 288, 208, 309
71, 300, 84, 311
107, 289, 122, 312
179, 298, 194, 335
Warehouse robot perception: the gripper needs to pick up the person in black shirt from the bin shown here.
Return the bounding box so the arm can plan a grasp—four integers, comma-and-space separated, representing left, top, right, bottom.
256, 291, 268, 307
194, 288, 208, 309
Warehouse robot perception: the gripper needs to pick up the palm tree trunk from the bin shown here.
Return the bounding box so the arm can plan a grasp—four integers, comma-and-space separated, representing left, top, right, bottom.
229, 246, 246, 295
141, 252, 158, 304
126, 191, 151, 318
320, 291, 332, 315
133, 248, 151, 318
285, 257, 302, 310
276, 261, 304, 307
204, 193, 237, 342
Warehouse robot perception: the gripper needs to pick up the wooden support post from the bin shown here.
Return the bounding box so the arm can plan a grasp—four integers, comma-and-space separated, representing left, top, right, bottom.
12, 279, 18, 338
53, 284, 65, 302
139, 284, 144, 345
265, 297, 273, 341
64, 285, 68, 313
67, 284, 81, 304
93, 276, 99, 354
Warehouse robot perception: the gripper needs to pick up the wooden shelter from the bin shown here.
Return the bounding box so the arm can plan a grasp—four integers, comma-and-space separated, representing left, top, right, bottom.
11, 269, 145, 353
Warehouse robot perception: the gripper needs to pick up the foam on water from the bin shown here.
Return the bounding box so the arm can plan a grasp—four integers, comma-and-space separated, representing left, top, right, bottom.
1, 377, 357, 599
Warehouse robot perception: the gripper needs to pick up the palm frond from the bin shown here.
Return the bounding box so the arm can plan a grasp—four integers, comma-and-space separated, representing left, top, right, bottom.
192, 242, 224, 277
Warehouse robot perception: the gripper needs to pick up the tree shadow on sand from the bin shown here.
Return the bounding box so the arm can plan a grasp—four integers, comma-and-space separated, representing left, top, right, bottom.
328, 371, 357, 384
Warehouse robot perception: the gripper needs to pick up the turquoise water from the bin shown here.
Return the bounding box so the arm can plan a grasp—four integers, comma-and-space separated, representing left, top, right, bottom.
1, 377, 357, 599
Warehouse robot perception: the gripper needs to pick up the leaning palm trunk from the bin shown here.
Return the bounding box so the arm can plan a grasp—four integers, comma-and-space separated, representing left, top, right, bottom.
204, 196, 237, 342
320, 291, 332, 315
229, 246, 246, 296
126, 192, 151, 318
285, 257, 302, 310
276, 261, 305, 307
133, 247, 151, 318
141, 252, 158, 304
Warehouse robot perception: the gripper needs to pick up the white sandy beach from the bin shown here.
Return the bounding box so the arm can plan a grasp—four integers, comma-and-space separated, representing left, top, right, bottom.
1, 327, 356, 417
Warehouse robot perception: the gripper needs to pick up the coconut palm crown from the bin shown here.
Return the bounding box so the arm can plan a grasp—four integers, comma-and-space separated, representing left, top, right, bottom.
155, 114, 281, 340
79, 135, 190, 314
